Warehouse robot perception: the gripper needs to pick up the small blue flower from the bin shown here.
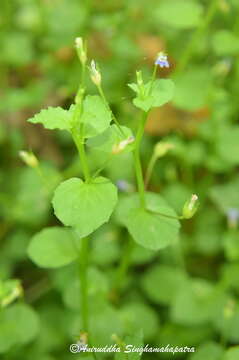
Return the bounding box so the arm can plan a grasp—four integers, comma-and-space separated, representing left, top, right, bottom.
155, 52, 169, 68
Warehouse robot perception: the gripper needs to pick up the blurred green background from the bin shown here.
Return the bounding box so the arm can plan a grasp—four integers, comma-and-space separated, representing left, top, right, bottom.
1, 0, 239, 359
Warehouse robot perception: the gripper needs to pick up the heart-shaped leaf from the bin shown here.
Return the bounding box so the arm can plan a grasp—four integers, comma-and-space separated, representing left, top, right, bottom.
116, 192, 180, 250
52, 176, 118, 237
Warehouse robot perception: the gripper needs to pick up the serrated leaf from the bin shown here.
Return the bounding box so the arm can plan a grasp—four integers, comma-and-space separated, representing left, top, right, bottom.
28, 106, 72, 131
28, 227, 78, 268
52, 176, 118, 237
116, 192, 180, 250
80, 95, 112, 138
0, 304, 39, 353
129, 79, 174, 112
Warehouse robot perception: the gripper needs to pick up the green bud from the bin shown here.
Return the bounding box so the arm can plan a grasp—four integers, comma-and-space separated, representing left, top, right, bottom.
112, 136, 135, 154
90, 60, 101, 86
154, 142, 174, 158
136, 70, 145, 98
75, 37, 87, 65
182, 194, 199, 219
0, 280, 23, 308
19, 151, 38, 168
136, 70, 143, 86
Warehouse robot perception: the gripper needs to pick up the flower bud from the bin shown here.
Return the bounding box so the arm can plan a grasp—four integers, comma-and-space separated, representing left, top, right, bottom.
136, 70, 143, 86
112, 136, 135, 154
90, 60, 101, 86
154, 142, 174, 158
0, 280, 23, 308
182, 194, 199, 219
19, 150, 38, 168
75, 37, 87, 65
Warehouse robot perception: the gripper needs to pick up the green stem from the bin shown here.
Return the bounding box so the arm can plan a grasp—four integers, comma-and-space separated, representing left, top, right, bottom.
97, 84, 124, 135
145, 153, 157, 188
79, 237, 89, 332
133, 112, 148, 208
115, 237, 134, 292
175, 0, 218, 74
148, 209, 183, 220
73, 134, 91, 182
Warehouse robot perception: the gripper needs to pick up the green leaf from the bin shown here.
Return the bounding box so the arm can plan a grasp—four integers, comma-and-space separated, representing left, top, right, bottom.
0, 304, 39, 353
129, 79, 175, 112
212, 298, 239, 344
87, 125, 134, 154
155, 0, 202, 29
63, 267, 109, 310
119, 302, 159, 340
0, 279, 22, 307
28, 106, 73, 131
141, 265, 188, 305
116, 192, 180, 250
91, 225, 120, 266
212, 30, 239, 56
193, 208, 223, 255
159, 323, 213, 348
172, 67, 212, 111
27, 227, 78, 268
216, 126, 239, 165
131, 244, 156, 265
80, 95, 112, 138
223, 347, 239, 360
170, 278, 215, 326
52, 176, 118, 237
210, 178, 239, 213
223, 230, 239, 261
115, 330, 144, 360
189, 342, 224, 360
71, 298, 123, 347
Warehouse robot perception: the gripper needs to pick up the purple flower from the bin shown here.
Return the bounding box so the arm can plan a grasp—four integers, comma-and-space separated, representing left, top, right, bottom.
155, 52, 169, 68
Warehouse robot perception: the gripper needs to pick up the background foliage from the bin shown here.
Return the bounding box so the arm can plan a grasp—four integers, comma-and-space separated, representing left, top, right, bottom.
1, 0, 239, 359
